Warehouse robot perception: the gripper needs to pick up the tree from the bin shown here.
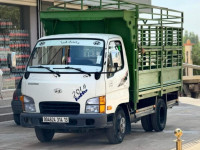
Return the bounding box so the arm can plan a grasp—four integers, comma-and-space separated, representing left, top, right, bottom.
0, 5, 20, 29
184, 31, 200, 75
184, 31, 199, 44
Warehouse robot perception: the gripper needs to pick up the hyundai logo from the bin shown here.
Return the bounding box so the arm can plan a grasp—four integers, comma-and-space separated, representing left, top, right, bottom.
93, 41, 101, 45
54, 88, 62, 94
39, 41, 45, 46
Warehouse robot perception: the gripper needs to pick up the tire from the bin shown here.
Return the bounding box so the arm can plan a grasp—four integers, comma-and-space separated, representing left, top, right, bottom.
191, 92, 200, 99
35, 127, 55, 142
141, 114, 153, 132
106, 107, 126, 144
13, 114, 20, 125
151, 99, 167, 132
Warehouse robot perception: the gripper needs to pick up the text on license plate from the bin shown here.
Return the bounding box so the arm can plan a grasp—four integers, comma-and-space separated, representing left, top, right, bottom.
43, 117, 69, 123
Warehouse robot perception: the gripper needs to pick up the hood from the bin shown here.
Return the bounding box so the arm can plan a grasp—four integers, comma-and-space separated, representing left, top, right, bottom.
21, 73, 105, 113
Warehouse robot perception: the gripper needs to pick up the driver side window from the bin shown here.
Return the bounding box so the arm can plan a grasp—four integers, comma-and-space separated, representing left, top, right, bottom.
107, 40, 124, 78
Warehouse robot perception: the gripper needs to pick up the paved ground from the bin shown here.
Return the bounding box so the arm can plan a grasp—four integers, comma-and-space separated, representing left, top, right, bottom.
0, 99, 12, 107
0, 99, 13, 122
0, 97, 200, 150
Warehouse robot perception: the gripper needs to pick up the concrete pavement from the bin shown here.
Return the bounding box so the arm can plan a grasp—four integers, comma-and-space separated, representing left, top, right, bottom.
0, 99, 13, 122
182, 139, 200, 150
0, 97, 200, 150
171, 97, 200, 150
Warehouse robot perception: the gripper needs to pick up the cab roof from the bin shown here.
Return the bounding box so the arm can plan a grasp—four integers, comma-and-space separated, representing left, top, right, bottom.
39, 33, 121, 42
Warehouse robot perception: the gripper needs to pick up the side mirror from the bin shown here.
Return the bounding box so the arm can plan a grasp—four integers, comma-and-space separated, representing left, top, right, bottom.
8, 52, 16, 69
109, 50, 122, 71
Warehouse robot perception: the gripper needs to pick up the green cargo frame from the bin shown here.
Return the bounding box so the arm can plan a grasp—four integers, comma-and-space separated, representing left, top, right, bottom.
40, 0, 183, 110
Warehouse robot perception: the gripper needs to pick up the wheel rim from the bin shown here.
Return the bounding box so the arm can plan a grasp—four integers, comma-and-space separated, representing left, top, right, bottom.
116, 116, 126, 140
119, 117, 126, 134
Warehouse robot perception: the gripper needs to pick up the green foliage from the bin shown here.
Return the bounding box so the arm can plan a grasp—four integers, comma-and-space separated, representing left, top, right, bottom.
183, 30, 199, 44
184, 30, 200, 75
192, 43, 200, 75
0, 5, 20, 29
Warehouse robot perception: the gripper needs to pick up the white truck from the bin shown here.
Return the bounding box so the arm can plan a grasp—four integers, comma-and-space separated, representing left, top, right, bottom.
21, 34, 131, 143
8, 1, 183, 144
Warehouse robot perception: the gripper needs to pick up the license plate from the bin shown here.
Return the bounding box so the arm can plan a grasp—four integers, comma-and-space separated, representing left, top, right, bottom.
42, 117, 69, 123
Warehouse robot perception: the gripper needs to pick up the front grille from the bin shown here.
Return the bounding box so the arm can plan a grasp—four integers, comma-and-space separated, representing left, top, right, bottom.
39, 102, 80, 115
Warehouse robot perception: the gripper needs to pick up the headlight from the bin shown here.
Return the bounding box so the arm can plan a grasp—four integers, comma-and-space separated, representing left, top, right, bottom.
85, 96, 106, 113
24, 96, 36, 112
86, 105, 99, 113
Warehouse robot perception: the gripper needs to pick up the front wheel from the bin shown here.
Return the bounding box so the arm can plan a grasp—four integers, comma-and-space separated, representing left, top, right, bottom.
35, 127, 55, 142
151, 99, 167, 132
106, 107, 126, 144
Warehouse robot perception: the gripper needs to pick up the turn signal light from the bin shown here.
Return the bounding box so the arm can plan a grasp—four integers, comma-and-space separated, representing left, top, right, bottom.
99, 96, 106, 113
19, 96, 25, 111
107, 106, 112, 110
19, 96, 24, 102
99, 96, 106, 104
100, 105, 106, 113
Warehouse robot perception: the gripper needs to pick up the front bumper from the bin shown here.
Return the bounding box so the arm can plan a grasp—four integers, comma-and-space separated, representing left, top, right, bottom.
21, 113, 113, 132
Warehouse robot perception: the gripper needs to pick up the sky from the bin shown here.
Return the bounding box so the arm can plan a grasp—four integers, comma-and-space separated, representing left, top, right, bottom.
152, 0, 200, 37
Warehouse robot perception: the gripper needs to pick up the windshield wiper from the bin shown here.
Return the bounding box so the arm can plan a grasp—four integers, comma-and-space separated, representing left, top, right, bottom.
30, 65, 61, 77
54, 66, 91, 76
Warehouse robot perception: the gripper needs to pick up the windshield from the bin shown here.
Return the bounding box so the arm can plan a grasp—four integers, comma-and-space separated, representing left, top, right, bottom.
27, 39, 104, 72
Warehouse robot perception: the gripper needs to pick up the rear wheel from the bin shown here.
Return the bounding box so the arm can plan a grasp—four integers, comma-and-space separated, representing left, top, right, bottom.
106, 107, 126, 144
141, 114, 153, 132
13, 114, 20, 125
35, 127, 55, 142
191, 92, 200, 99
151, 99, 167, 132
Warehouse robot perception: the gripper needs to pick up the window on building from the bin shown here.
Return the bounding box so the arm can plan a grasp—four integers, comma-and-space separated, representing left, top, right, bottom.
0, 4, 31, 90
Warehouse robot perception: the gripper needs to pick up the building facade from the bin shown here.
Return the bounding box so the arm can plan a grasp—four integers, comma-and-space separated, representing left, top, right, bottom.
184, 39, 194, 76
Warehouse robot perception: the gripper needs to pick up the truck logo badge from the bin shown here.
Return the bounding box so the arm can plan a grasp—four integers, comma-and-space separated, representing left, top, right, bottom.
83, 75, 89, 78
93, 41, 101, 45
28, 83, 39, 85
39, 41, 45, 46
54, 88, 62, 94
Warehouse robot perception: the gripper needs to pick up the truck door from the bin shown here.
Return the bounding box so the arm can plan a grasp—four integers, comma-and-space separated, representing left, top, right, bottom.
106, 39, 129, 113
